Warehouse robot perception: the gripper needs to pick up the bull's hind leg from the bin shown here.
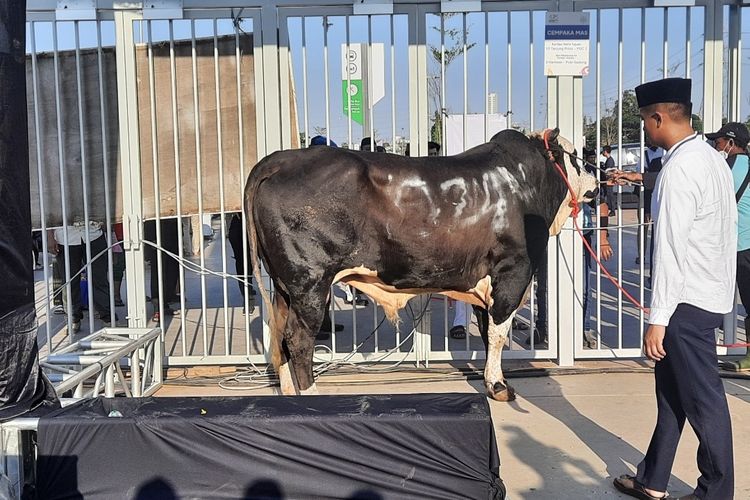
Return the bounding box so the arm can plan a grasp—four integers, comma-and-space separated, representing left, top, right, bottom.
483, 260, 533, 401
473, 305, 515, 401
282, 282, 332, 395
271, 291, 297, 395
483, 313, 516, 401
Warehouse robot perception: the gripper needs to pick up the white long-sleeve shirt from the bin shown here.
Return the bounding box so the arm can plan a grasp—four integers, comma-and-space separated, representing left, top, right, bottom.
649, 133, 737, 326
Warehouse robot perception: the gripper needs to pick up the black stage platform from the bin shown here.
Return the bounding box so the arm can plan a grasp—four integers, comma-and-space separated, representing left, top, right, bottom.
36, 393, 505, 499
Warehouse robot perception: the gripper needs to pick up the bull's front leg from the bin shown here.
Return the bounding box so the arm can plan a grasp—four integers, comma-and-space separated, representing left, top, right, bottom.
484, 313, 516, 401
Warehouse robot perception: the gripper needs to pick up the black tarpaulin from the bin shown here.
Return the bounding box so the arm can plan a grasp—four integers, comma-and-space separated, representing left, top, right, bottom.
37, 394, 506, 499
0, 0, 60, 421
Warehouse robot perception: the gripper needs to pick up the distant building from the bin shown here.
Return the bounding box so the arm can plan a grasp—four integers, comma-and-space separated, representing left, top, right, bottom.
487, 92, 499, 114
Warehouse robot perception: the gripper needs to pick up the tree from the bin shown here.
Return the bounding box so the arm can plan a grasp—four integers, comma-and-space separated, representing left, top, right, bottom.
586, 89, 708, 150
585, 90, 644, 149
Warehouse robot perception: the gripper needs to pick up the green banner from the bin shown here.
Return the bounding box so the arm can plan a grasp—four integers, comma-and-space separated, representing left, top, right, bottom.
342, 80, 364, 125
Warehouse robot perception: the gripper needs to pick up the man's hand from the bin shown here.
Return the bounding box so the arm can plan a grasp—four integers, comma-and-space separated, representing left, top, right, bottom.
611, 170, 643, 185
599, 241, 613, 261
644, 324, 667, 361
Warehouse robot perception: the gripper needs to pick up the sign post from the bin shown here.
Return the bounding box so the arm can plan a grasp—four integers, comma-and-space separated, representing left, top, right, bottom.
544, 12, 590, 77
342, 44, 365, 125
342, 43, 385, 137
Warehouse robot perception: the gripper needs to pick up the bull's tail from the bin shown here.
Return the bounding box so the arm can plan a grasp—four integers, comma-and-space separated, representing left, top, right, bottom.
244, 157, 282, 369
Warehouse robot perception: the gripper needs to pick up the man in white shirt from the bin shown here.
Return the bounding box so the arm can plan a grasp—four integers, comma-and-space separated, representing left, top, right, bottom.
614, 78, 736, 500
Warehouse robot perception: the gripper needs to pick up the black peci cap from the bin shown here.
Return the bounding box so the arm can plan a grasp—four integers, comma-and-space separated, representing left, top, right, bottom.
635, 78, 692, 109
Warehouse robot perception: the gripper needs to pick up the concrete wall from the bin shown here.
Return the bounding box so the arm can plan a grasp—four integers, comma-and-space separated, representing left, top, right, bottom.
27, 34, 298, 228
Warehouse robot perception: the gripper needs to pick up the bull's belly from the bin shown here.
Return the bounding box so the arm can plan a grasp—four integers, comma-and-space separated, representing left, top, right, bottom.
333, 266, 492, 324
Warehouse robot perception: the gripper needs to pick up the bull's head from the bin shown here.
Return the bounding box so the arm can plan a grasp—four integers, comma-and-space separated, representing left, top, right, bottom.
534, 128, 599, 235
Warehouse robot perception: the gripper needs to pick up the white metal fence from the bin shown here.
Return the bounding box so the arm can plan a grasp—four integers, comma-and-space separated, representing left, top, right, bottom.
25, 0, 749, 368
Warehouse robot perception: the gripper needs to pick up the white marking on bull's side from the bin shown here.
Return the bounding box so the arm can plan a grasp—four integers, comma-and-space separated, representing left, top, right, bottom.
494, 166, 520, 194
455, 172, 511, 231
518, 163, 527, 182
484, 313, 514, 392
393, 177, 440, 222
440, 178, 468, 217
388, 174, 393, 183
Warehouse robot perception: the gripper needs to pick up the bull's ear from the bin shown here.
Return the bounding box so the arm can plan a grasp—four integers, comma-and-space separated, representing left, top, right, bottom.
548, 127, 560, 143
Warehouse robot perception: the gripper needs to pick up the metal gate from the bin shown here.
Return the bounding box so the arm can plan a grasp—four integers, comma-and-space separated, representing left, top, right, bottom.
26, 0, 749, 368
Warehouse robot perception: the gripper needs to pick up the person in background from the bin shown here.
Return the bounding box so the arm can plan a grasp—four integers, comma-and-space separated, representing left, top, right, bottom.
581, 148, 613, 348
360, 137, 375, 152
47, 220, 115, 333
601, 145, 617, 217
636, 143, 663, 268
309, 135, 338, 147
613, 77, 736, 500
31, 231, 42, 270
705, 122, 750, 372
112, 222, 126, 307
143, 218, 181, 323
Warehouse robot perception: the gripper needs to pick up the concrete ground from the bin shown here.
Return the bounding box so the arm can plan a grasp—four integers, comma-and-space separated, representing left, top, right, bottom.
155, 363, 750, 499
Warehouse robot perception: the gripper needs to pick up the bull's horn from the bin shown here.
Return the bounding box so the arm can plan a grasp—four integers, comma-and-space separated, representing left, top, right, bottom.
548, 127, 560, 143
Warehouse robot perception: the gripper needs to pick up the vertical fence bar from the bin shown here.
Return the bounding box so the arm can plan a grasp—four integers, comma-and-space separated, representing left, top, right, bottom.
168, 20, 187, 347
234, 19, 251, 355
617, 8, 624, 349
29, 22, 53, 348
438, 15, 447, 350
685, 7, 691, 79
368, 15, 375, 153
484, 12, 490, 142
390, 15, 396, 154
662, 7, 669, 78
146, 21, 167, 345
213, 19, 231, 356
52, 21, 75, 340
346, 17, 352, 150
529, 11, 534, 132
190, 20, 209, 355
507, 12, 512, 129
639, 7, 647, 345
595, 9, 602, 345
74, 21, 97, 333
96, 21, 116, 327
462, 12, 469, 351
302, 18, 310, 146
440, 14, 446, 160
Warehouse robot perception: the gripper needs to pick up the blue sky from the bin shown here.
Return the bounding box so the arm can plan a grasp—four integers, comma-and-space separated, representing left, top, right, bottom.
26, 6, 750, 149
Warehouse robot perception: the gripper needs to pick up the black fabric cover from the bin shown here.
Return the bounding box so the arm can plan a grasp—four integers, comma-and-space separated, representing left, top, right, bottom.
37, 394, 505, 500
0, 305, 59, 421
0, 0, 60, 420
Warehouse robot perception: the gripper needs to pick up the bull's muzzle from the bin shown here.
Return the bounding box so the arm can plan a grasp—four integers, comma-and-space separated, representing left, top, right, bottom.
583, 187, 599, 201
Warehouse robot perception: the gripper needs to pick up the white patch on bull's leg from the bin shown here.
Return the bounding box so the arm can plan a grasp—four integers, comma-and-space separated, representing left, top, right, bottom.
484, 313, 516, 402
278, 362, 298, 395
300, 383, 319, 395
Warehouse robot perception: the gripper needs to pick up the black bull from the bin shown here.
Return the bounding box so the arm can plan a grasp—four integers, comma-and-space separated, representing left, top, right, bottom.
245, 129, 598, 400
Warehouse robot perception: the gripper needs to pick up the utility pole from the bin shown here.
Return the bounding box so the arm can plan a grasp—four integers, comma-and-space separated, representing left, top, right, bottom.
0, 0, 59, 419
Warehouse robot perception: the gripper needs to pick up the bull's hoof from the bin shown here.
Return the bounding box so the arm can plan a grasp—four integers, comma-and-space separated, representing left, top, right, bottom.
486, 380, 516, 402
300, 382, 319, 395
